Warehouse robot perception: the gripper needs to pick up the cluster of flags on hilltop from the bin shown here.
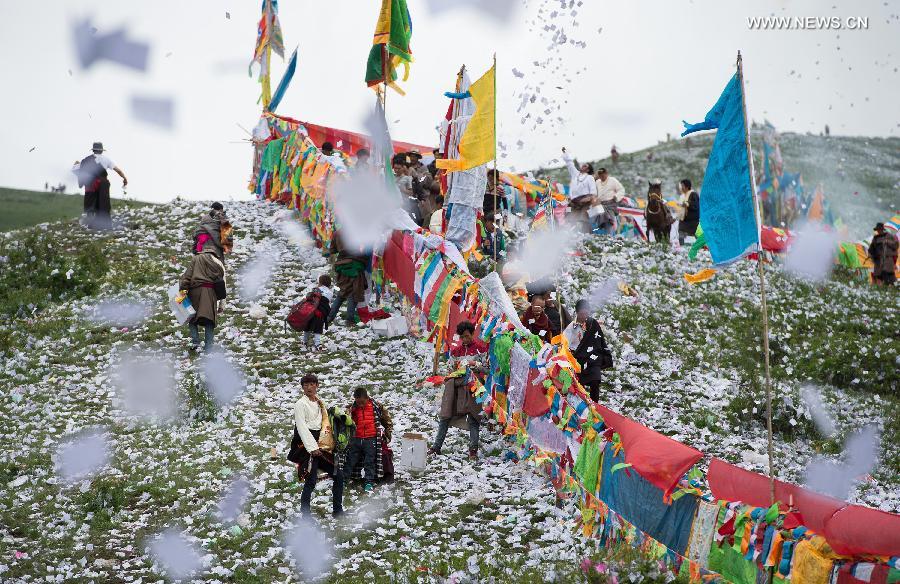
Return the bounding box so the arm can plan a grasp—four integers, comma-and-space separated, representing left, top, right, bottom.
757, 124, 839, 231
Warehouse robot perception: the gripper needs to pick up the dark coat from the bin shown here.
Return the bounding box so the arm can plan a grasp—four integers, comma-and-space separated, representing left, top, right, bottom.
194, 211, 230, 262
179, 250, 224, 327
572, 318, 609, 383
544, 303, 572, 338
679, 191, 700, 235
522, 306, 553, 341
439, 376, 480, 421
869, 232, 898, 277
331, 235, 368, 303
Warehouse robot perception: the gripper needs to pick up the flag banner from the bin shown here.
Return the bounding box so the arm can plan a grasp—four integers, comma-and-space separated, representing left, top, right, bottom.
267, 46, 297, 113
365, 0, 413, 94
682, 73, 759, 266
436, 64, 496, 172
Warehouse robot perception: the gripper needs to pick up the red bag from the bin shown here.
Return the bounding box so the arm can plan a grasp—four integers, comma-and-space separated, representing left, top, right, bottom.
286, 290, 323, 331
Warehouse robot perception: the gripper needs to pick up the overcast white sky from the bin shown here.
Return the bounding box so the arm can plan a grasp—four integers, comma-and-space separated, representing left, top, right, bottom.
0, 0, 897, 203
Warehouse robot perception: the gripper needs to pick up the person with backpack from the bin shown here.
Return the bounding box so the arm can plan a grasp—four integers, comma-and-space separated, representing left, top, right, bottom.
72, 142, 127, 229
345, 387, 394, 492
564, 299, 614, 402
644, 180, 673, 245
287, 274, 333, 349
193, 203, 232, 264
179, 239, 226, 351
288, 373, 344, 518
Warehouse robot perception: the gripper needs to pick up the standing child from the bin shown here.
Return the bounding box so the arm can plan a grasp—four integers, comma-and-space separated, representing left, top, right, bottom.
302, 274, 333, 349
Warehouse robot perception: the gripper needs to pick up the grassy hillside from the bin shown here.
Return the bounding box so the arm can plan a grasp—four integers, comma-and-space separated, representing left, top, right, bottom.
539, 132, 900, 240
0, 201, 897, 581
0, 187, 152, 233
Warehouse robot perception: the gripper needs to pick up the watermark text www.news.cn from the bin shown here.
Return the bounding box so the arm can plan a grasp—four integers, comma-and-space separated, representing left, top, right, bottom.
747, 16, 869, 30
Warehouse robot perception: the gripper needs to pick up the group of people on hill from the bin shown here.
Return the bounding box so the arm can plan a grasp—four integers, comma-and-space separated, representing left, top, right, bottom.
289, 374, 393, 517
562, 146, 701, 245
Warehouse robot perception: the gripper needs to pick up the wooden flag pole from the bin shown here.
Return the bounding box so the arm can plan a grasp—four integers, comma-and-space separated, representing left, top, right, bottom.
492, 53, 499, 269
737, 51, 776, 506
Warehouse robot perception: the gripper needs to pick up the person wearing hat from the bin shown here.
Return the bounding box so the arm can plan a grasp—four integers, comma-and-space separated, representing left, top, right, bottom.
72, 141, 127, 229
868, 222, 898, 286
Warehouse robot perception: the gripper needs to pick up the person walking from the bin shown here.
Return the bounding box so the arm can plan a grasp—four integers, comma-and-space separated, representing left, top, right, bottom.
869, 223, 898, 286
289, 374, 344, 518
429, 322, 487, 460
72, 142, 127, 229
561, 147, 597, 233
300, 274, 334, 350
644, 181, 672, 245
194, 203, 232, 263
327, 231, 369, 327
345, 387, 394, 491
677, 179, 701, 245
564, 299, 612, 402
179, 240, 225, 351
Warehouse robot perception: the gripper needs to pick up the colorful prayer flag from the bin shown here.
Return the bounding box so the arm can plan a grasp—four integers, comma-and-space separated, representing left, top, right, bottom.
436, 64, 496, 172
267, 46, 297, 113
365, 0, 413, 94
681, 73, 759, 266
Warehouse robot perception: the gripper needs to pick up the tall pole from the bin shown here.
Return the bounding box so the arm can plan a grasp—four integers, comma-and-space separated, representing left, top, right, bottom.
737, 51, 776, 506
492, 53, 499, 268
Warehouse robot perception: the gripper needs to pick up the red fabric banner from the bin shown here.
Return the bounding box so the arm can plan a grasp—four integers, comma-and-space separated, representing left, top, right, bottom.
266, 112, 432, 155
595, 405, 703, 496
383, 231, 416, 300
707, 458, 900, 557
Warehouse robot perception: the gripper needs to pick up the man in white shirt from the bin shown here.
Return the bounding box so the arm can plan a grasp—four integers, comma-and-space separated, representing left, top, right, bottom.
594, 167, 625, 234
72, 141, 127, 229
292, 373, 344, 517
561, 147, 597, 232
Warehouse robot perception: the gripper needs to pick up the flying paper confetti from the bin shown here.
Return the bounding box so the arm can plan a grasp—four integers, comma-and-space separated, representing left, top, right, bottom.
55, 428, 111, 483
149, 528, 203, 581
130, 96, 176, 129
283, 518, 334, 580
201, 349, 247, 407
72, 18, 150, 71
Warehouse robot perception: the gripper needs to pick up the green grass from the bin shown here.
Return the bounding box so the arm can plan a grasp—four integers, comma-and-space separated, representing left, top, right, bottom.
0, 187, 152, 232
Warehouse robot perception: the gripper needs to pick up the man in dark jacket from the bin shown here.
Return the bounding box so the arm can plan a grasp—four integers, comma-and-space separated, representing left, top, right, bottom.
72, 142, 127, 230
869, 223, 898, 286
564, 299, 612, 402
677, 179, 700, 245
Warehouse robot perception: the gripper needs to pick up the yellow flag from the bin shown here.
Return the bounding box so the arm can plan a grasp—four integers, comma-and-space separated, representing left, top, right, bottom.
683, 268, 717, 284
437, 64, 495, 172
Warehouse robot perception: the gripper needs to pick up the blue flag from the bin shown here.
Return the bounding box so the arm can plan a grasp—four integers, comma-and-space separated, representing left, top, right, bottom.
267, 47, 298, 113
682, 73, 759, 266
